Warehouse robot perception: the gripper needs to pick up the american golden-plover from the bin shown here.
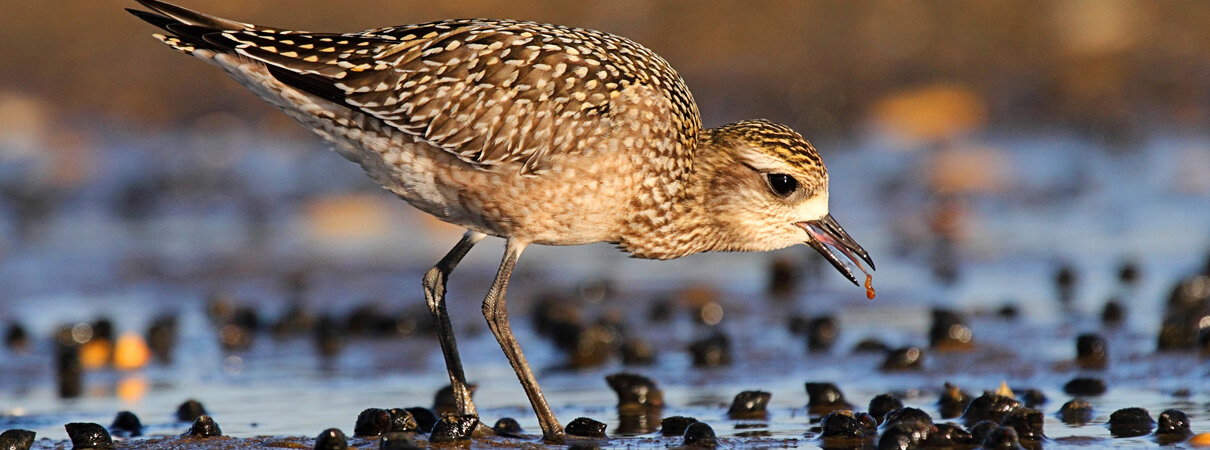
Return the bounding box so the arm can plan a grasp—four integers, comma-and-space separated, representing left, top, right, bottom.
130, 0, 875, 442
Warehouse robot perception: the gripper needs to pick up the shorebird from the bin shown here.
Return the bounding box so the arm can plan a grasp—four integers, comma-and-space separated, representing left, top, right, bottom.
129, 0, 875, 442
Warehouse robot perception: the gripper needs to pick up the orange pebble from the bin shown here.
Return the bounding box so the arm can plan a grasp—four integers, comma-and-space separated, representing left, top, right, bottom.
114, 332, 151, 370
1190, 432, 1210, 447
79, 340, 112, 370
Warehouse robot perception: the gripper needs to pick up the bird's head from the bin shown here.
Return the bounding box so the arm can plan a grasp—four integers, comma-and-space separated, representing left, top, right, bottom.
699, 119, 875, 285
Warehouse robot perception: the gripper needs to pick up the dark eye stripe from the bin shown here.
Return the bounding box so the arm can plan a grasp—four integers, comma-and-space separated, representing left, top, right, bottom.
767, 173, 798, 196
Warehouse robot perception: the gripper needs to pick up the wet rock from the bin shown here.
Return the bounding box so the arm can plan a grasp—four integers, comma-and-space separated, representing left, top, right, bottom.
922, 423, 972, 448
682, 422, 718, 448
961, 393, 1021, 427
982, 425, 1025, 449
379, 432, 419, 450
876, 421, 930, 450
56, 340, 82, 399
820, 410, 870, 439
929, 309, 974, 351
768, 257, 802, 299
968, 420, 999, 444
429, 414, 478, 443
404, 408, 437, 433
727, 391, 771, 420
4, 322, 30, 353
853, 338, 890, 353
1200, 327, 1210, 356
1063, 377, 1107, 396
619, 338, 656, 365
1057, 399, 1094, 425
186, 415, 222, 438
1019, 389, 1046, 408
314, 314, 344, 359
688, 332, 731, 368
567, 323, 619, 369
1101, 299, 1126, 327
1002, 408, 1044, 441
345, 303, 401, 337
807, 316, 839, 352
660, 416, 698, 436
882, 407, 933, 428
805, 382, 852, 415
1155, 409, 1193, 445
0, 429, 35, 450
605, 373, 663, 409
1117, 259, 1141, 286
533, 294, 584, 343
109, 411, 143, 437
270, 302, 315, 339
1157, 274, 1210, 351
491, 418, 523, 438
1055, 264, 1077, 309
937, 382, 972, 419
647, 297, 674, 323
1075, 333, 1107, 370
64, 423, 114, 449
176, 399, 207, 422
868, 393, 903, 425
433, 384, 475, 416
880, 346, 924, 371
997, 304, 1019, 320
216, 305, 258, 352
314, 428, 348, 450
1108, 407, 1154, 438
386, 409, 418, 433
146, 314, 178, 364
565, 417, 607, 438
354, 408, 393, 437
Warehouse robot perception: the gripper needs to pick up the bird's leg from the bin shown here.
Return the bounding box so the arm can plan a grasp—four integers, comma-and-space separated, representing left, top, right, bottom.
482, 239, 566, 443
422, 230, 486, 417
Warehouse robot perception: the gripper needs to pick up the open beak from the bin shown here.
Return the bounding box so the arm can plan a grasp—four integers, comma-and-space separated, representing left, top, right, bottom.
797, 214, 875, 286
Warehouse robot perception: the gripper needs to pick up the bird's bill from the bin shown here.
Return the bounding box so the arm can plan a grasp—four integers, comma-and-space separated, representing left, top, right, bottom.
797, 214, 875, 286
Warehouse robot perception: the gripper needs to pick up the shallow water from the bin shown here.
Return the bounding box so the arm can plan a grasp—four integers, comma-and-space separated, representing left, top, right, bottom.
0, 131, 1208, 448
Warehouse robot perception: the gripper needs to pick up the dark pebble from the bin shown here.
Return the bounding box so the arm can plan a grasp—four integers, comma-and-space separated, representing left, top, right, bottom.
876, 421, 929, 450
1117, 259, 1141, 286
186, 415, 222, 438
688, 332, 731, 367
0, 429, 35, 450
1019, 389, 1047, 408
433, 384, 475, 416
619, 338, 656, 365
1075, 333, 1108, 370
997, 304, 1019, 320
428, 414, 478, 443
968, 420, 999, 444
565, 417, 607, 438
218, 307, 258, 352
1101, 300, 1126, 326
727, 390, 771, 420
4, 322, 30, 353
1002, 408, 1044, 441
681, 422, 718, 448
314, 314, 344, 358
820, 410, 868, 439
146, 314, 178, 364
605, 373, 663, 409
647, 297, 674, 323
177, 399, 207, 422
768, 257, 801, 299
1200, 327, 1210, 356
853, 338, 890, 353
567, 324, 618, 369
109, 411, 143, 437
354, 408, 393, 437
1063, 377, 1107, 396
660, 416, 698, 436
378, 432, 419, 450
880, 346, 924, 371
533, 294, 583, 344
1057, 398, 1094, 425
868, 393, 903, 424
807, 316, 839, 352
56, 341, 82, 399
64, 423, 114, 450
1157, 274, 1210, 351
922, 422, 972, 448
1155, 409, 1192, 444
982, 425, 1025, 449
1108, 407, 1154, 438
314, 428, 348, 450
805, 382, 852, 415
1055, 264, 1077, 308
929, 309, 974, 351
491, 417, 523, 438
937, 382, 972, 419
882, 407, 933, 428
404, 407, 437, 433
270, 302, 315, 339
961, 393, 1021, 428
386, 408, 418, 433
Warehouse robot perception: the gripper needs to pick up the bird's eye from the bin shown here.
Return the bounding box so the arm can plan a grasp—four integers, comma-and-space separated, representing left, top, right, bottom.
766, 173, 798, 196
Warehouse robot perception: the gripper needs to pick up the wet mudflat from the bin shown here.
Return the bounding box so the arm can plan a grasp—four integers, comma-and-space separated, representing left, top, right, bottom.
1, 133, 1209, 449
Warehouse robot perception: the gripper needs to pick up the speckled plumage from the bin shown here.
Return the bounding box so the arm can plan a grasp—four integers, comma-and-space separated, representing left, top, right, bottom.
130, 1, 872, 442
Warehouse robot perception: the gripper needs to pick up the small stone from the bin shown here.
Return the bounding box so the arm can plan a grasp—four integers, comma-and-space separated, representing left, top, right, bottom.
961, 393, 1021, 428
1102, 300, 1126, 326
929, 309, 974, 351
819, 410, 866, 439
853, 338, 889, 353
688, 332, 731, 367
1108, 407, 1154, 438
64, 423, 114, 449
880, 347, 925, 371
428, 414, 478, 443
681, 422, 718, 448
877, 421, 930, 450
882, 407, 933, 428
378, 432, 419, 450
1001, 408, 1044, 441
314, 314, 344, 358
1075, 334, 1108, 370
1019, 388, 1046, 408
805, 382, 852, 415
354, 408, 393, 437
605, 373, 663, 409
109, 411, 143, 437
56, 342, 82, 399
922, 423, 973, 448
1063, 377, 1107, 396
314, 428, 348, 450
1189, 432, 1210, 447
146, 314, 178, 364
1155, 409, 1193, 445
0, 429, 35, 450
982, 425, 1025, 449
405, 408, 438, 433
937, 382, 972, 419
177, 399, 207, 422
1055, 264, 1077, 308
1057, 399, 1094, 425
386, 408, 418, 433
565, 417, 607, 438
868, 393, 903, 424
492, 418, 523, 438
660, 416, 698, 436
727, 391, 771, 420
186, 415, 222, 438
619, 338, 656, 365
432, 384, 475, 416
968, 420, 999, 444
3, 322, 30, 353
806, 316, 838, 352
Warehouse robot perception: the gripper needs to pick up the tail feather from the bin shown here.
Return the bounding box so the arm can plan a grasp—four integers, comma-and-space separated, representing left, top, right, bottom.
132, 0, 251, 31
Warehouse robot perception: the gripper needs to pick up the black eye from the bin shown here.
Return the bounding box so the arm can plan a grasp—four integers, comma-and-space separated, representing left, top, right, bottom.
766, 173, 798, 196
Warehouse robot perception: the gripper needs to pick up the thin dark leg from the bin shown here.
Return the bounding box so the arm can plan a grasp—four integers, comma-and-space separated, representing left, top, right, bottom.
482, 239, 566, 443
422, 231, 485, 417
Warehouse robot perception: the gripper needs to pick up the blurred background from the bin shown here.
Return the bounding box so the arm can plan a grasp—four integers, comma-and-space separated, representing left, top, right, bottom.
2, 0, 1210, 445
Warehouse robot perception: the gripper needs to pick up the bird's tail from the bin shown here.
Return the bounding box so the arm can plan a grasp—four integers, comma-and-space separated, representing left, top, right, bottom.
126, 0, 251, 55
